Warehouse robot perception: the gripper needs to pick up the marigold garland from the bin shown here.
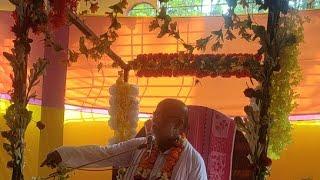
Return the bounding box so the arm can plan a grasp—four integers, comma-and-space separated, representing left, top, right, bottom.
129, 53, 262, 80
134, 135, 185, 180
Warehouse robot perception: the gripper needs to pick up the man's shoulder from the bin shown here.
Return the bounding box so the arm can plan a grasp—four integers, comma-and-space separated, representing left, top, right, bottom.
182, 140, 207, 176
184, 140, 205, 163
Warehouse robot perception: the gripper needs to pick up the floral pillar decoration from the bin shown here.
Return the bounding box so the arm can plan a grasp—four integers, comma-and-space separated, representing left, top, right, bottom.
108, 72, 139, 144
1, 0, 77, 179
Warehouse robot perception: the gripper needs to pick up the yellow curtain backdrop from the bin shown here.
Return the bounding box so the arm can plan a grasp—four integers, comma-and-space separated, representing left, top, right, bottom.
0, 99, 41, 180
270, 121, 320, 180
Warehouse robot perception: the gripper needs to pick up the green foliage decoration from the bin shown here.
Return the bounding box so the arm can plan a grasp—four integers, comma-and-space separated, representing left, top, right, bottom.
267, 11, 306, 159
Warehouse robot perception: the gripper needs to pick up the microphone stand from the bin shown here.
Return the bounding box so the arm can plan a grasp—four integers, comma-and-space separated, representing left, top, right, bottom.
42, 144, 148, 180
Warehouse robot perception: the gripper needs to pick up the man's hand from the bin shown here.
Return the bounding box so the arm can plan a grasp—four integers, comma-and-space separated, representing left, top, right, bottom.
40, 151, 62, 168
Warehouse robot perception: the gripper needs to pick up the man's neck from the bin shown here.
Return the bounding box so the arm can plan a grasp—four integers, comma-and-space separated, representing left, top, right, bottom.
158, 144, 172, 153
157, 139, 176, 152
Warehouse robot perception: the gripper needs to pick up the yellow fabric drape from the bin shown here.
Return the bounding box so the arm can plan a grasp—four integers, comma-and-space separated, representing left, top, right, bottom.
0, 99, 41, 180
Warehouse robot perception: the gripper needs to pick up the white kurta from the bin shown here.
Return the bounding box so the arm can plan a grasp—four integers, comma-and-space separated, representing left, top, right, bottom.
57, 137, 208, 180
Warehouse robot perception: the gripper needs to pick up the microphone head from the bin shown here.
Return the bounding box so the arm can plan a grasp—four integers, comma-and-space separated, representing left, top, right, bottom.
147, 134, 154, 141
146, 134, 155, 150
138, 135, 155, 150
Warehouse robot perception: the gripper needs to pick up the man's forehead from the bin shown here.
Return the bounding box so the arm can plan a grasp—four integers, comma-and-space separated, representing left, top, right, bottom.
153, 98, 187, 115
154, 104, 186, 116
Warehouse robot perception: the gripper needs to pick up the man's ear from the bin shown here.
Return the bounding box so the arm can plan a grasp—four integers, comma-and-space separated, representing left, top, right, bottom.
171, 124, 178, 133
173, 126, 182, 136
175, 120, 185, 132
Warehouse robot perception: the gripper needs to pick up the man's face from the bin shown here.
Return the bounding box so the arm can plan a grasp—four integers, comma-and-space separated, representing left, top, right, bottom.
152, 109, 184, 145
152, 111, 174, 142
150, 99, 187, 146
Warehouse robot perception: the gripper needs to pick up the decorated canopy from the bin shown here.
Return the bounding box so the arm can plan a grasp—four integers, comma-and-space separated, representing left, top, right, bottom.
0, 10, 320, 116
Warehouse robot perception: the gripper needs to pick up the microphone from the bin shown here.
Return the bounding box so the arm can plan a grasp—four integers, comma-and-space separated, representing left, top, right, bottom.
144, 119, 154, 156
146, 133, 155, 157
146, 133, 155, 150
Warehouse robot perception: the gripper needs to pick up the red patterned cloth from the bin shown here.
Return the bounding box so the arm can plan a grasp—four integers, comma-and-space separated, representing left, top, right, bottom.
187, 106, 236, 180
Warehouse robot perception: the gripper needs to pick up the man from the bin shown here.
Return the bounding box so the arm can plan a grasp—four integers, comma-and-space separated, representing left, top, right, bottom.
41, 99, 207, 180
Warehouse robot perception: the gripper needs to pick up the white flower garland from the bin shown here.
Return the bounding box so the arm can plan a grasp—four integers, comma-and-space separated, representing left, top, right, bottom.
108, 75, 139, 144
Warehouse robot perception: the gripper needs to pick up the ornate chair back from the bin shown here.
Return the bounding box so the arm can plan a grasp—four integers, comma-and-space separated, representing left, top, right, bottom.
187, 105, 236, 180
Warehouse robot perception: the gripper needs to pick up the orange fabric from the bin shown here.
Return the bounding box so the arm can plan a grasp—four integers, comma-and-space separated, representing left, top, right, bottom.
1, 10, 320, 116
65, 11, 320, 115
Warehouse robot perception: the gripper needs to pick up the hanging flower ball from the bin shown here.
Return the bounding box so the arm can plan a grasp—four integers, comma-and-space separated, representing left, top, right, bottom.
234, 116, 243, 124
244, 88, 256, 98
1, 130, 18, 139
36, 121, 46, 130
7, 161, 13, 168
244, 105, 254, 115
260, 156, 272, 167
254, 53, 263, 61
1, 131, 9, 138
48, 0, 79, 28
